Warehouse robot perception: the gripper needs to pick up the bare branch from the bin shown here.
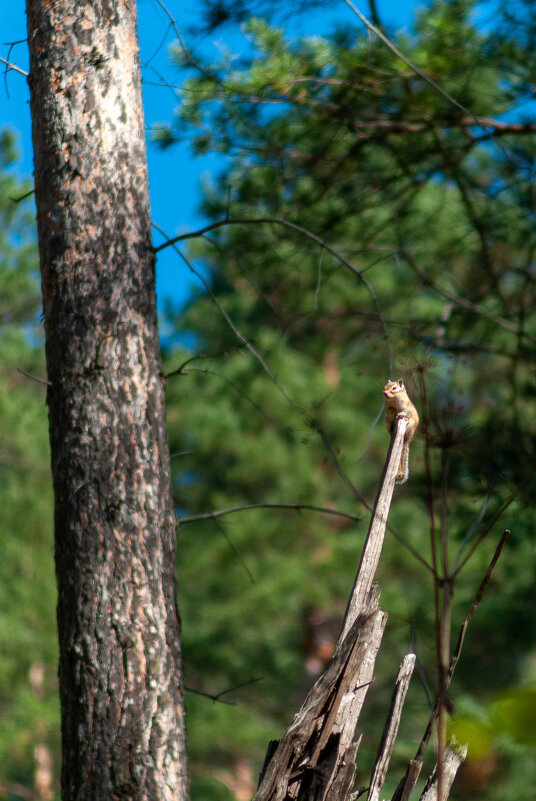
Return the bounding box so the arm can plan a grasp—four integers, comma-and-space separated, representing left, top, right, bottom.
402, 248, 526, 339
340, 415, 407, 640
152, 221, 299, 408
8, 188, 34, 203
185, 675, 264, 705
313, 418, 434, 574
392, 530, 511, 801
419, 741, 467, 801
177, 364, 277, 423
0, 55, 28, 76
452, 486, 521, 576
341, 0, 481, 127
449, 530, 511, 683
368, 653, 416, 801
17, 368, 52, 386
184, 685, 236, 705
152, 215, 393, 372
178, 502, 361, 525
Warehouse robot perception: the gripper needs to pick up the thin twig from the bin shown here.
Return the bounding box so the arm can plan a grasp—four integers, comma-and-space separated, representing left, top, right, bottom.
0, 55, 28, 76
173, 364, 277, 424
17, 368, 52, 386
341, 0, 483, 127
392, 530, 511, 801
178, 502, 362, 525
164, 344, 246, 379
8, 188, 34, 203
402, 248, 524, 338
152, 215, 393, 369
184, 685, 236, 705
152, 221, 299, 408
448, 530, 511, 683
451, 488, 522, 577
185, 675, 264, 705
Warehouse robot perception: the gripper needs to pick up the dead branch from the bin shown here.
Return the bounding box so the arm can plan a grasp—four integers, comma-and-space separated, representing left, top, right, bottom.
340, 416, 407, 640
254, 417, 410, 801
178, 503, 361, 526
0, 55, 28, 76
419, 741, 467, 801
368, 654, 416, 801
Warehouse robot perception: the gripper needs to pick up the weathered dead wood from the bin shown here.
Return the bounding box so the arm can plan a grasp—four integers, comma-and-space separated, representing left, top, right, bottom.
419, 742, 467, 801
367, 654, 416, 801
255, 591, 387, 801
340, 416, 408, 641
254, 418, 409, 801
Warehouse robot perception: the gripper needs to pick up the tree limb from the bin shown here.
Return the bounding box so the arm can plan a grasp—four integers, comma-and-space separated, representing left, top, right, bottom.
178, 503, 361, 526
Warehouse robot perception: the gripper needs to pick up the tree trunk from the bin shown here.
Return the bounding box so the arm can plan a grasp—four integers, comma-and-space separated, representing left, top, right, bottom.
25, 2, 188, 798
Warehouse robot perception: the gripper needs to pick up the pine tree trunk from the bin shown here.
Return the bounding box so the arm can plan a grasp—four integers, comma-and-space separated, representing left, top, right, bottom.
25, 2, 188, 798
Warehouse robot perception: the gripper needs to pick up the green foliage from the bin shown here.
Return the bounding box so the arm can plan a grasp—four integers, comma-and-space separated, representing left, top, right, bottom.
4, 1, 536, 797
162, 1, 536, 796
0, 129, 58, 795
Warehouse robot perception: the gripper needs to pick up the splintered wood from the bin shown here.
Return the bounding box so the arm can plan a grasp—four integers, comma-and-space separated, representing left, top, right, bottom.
255, 417, 421, 801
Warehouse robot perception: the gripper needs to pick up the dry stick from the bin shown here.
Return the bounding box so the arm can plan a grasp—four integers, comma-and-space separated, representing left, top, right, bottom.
391, 529, 511, 801
254, 417, 408, 801
153, 215, 394, 374
368, 653, 416, 801
340, 414, 407, 641
316, 422, 433, 574
419, 742, 468, 801
254, 599, 387, 801
0, 56, 28, 76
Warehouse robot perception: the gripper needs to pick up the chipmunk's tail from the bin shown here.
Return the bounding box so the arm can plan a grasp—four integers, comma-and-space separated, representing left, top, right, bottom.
395, 443, 410, 484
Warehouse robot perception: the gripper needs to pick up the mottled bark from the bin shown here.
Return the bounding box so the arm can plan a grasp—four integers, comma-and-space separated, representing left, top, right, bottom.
25, 1, 188, 799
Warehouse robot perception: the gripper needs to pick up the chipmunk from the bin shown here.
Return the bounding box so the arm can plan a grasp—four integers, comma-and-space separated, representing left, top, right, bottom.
383, 379, 419, 484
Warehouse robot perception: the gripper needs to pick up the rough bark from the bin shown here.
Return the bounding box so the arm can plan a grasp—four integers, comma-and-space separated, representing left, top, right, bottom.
25, 1, 188, 799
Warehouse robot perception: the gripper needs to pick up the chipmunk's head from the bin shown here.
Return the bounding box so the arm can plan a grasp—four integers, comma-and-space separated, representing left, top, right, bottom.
383, 379, 405, 399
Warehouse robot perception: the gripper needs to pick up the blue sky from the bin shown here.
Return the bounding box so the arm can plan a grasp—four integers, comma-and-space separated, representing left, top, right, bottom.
0, 0, 416, 308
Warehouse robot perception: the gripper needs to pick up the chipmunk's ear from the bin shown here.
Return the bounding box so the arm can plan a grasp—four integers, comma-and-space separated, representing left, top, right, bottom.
397, 379, 404, 387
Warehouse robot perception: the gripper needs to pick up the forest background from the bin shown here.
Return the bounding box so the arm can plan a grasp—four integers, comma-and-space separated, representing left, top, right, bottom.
1, 0, 536, 799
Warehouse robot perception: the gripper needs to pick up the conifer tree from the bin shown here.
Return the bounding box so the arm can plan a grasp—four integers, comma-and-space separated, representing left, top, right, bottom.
158, 2, 536, 797
25, 2, 188, 798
